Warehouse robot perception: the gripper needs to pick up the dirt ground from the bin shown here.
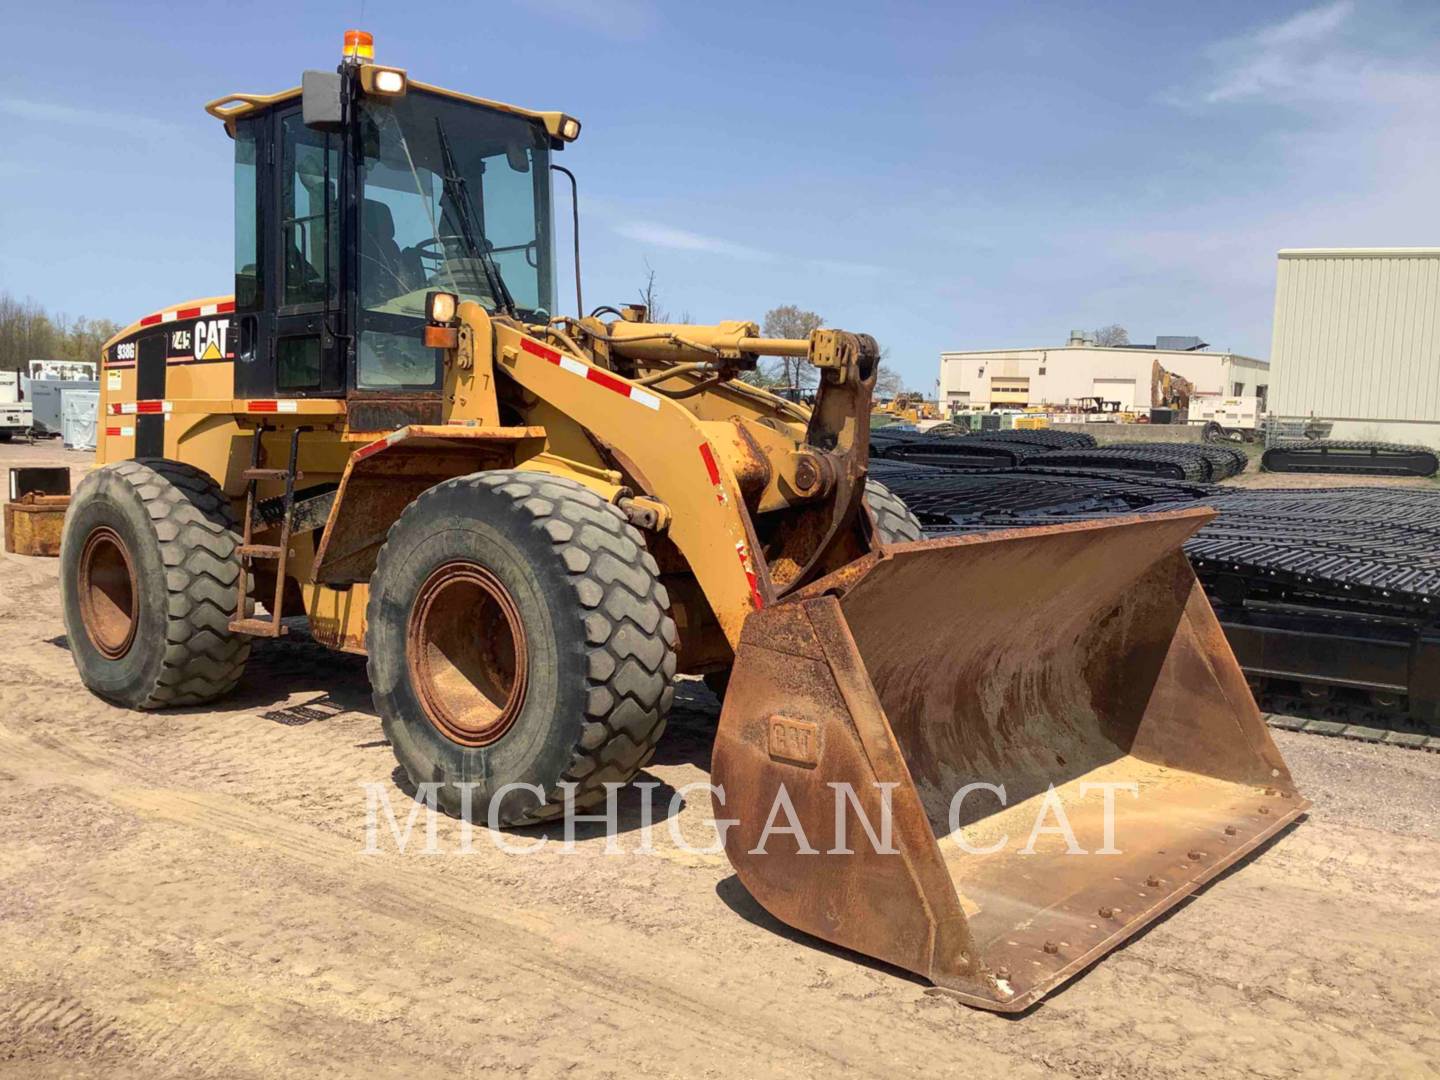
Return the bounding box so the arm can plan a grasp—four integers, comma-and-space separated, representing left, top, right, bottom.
3, 439, 1439, 1079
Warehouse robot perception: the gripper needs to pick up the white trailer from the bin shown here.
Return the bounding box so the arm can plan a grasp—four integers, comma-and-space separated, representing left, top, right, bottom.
0, 373, 34, 441
1189, 394, 1260, 439
27, 359, 96, 381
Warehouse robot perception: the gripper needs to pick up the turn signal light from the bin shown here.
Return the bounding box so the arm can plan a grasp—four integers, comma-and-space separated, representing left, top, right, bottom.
424, 325, 459, 350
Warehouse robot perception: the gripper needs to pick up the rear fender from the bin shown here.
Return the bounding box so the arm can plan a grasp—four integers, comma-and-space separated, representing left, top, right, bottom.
310, 425, 547, 585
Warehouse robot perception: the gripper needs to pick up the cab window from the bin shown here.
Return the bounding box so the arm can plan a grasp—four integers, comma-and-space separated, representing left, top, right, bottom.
355, 90, 553, 390
280, 113, 339, 309
234, 118, 261, 311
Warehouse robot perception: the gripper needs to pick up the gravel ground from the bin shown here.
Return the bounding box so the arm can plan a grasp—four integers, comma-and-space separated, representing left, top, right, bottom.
1272, 728, 1440, 838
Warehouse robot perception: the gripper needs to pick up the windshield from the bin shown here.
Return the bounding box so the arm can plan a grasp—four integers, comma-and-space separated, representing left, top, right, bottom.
357, 89, 554, 388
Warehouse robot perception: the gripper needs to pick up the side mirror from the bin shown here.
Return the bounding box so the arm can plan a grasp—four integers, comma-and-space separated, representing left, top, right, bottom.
302, 70, 343, 131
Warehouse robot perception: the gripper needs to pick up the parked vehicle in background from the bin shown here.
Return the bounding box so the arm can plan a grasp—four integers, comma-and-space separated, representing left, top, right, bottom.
0, 373, 34, 442
27, 359, 97, 381
26, 378, 100, 437
1190, 393, 1261, 441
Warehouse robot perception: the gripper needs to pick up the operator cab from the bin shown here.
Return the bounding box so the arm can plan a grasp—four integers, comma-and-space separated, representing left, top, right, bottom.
211, 30, 579, 424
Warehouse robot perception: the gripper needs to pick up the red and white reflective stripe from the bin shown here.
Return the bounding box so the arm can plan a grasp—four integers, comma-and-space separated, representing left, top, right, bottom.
698, 442, 728, 505
245, 400, 299, 414
520, 338, 661, 411
138, 299, 237, 328
109, 400, 172, 415
353, 429, 408, 462
735, 541, 764, 610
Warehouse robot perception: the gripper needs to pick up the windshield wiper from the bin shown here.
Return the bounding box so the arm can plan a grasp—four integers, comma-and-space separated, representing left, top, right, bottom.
434, 117, 516, 317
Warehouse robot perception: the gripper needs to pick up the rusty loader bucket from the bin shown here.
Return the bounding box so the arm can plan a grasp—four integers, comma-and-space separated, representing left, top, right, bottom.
712, 507, 1307, 1012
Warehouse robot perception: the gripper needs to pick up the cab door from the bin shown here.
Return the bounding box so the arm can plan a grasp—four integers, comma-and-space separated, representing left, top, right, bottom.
233, 107, 347, 399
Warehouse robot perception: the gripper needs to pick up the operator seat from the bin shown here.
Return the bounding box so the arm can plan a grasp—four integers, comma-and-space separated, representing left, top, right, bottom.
361, 198, 412, 307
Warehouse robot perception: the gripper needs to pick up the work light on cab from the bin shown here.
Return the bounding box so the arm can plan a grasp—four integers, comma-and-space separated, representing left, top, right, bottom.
360, 66, 407, 96
427, 291, 458, 325
424, 291, 460, 349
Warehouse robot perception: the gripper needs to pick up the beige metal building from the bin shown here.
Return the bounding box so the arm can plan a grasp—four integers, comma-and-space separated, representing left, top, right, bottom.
1269, 248, 1440, 447
938, 334, 1268, 413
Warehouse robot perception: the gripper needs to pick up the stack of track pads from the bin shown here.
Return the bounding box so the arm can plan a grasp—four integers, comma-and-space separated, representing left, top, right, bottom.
868, 457, 1440, 739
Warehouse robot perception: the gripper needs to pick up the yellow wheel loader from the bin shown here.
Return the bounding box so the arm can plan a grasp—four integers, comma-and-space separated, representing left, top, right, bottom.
60, 32, 1306, 1012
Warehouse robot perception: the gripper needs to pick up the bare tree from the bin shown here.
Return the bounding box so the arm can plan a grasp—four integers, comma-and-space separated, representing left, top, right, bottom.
874, 362, 904, 398
739, 365, 785, 389
872, 344, 904, 398
0, 291, 120, 375
636, 261, 669, 323
1090, 324, 1130, 347
755, 305, 823, 390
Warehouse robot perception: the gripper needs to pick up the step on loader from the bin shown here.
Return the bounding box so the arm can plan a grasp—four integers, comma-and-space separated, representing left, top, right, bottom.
56, 31, 1306, 1012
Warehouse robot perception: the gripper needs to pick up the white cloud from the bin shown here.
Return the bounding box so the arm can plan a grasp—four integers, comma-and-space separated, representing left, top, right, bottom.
1198, 1, 1354, 104
1178, 1, 1440, 109
612, 220, 890, 280
1252, 0, 1353, 49
1075, 3, 1440, 356
0, 96, 179, 139
614, 221, 772, 260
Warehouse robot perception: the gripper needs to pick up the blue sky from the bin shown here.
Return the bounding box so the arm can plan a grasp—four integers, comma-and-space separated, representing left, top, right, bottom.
2, 0, 1438, 390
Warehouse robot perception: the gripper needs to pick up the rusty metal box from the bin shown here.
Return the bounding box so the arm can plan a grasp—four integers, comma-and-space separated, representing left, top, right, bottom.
4, 494, 70, 557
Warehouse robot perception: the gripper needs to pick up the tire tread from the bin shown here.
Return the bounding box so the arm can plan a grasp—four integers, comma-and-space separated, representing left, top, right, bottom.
368, 470, 676, 825
104, 459, 249, 707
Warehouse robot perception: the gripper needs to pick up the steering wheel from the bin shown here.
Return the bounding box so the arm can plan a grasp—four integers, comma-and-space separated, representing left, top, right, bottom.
490, 239, 540, 269
412, 234, 470, 266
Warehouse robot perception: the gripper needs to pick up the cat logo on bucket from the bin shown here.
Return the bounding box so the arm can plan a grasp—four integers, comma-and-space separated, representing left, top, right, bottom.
194, 318, 230, 362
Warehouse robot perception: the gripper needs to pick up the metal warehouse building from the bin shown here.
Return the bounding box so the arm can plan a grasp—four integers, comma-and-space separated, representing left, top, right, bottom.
1269, 248, 1440, 448
938, 333, 1268, 413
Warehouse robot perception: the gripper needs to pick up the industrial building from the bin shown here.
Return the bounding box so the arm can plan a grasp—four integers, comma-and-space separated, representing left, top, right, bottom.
1269, 248, 1440, 447
938, 333, 1268, 414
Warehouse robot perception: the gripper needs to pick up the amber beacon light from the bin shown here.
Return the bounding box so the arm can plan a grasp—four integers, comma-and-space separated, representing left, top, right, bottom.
343, 29, 375, 64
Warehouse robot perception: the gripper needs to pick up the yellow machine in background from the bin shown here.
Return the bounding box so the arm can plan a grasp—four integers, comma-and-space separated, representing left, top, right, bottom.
877, 392, 940, 424
58, 32, 1305, 1012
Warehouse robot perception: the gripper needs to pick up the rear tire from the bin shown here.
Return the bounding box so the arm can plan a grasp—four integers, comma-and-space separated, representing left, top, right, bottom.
60, 459, 251, 708
367, 470, 677, 826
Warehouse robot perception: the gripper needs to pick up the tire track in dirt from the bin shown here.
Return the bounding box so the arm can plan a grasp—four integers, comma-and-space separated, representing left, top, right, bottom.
0, 723, 1041, 1079
8, 710, 1440, 1077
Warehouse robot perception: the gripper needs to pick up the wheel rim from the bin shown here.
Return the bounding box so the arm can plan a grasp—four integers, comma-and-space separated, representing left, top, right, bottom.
78, 526, 138, 660
408, 561, 528, 747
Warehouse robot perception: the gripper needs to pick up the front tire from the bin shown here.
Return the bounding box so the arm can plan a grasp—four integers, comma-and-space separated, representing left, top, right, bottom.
60, 459, 251, 708
367, 470, 677, 826
707, 480, 921, 704
865, 479, 923, 544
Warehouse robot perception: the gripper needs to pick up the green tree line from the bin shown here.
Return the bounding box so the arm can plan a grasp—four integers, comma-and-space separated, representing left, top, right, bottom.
0, 291, 120, 374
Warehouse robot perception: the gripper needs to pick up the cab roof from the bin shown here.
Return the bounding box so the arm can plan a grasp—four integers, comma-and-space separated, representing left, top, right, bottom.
203, 79, 577, 143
